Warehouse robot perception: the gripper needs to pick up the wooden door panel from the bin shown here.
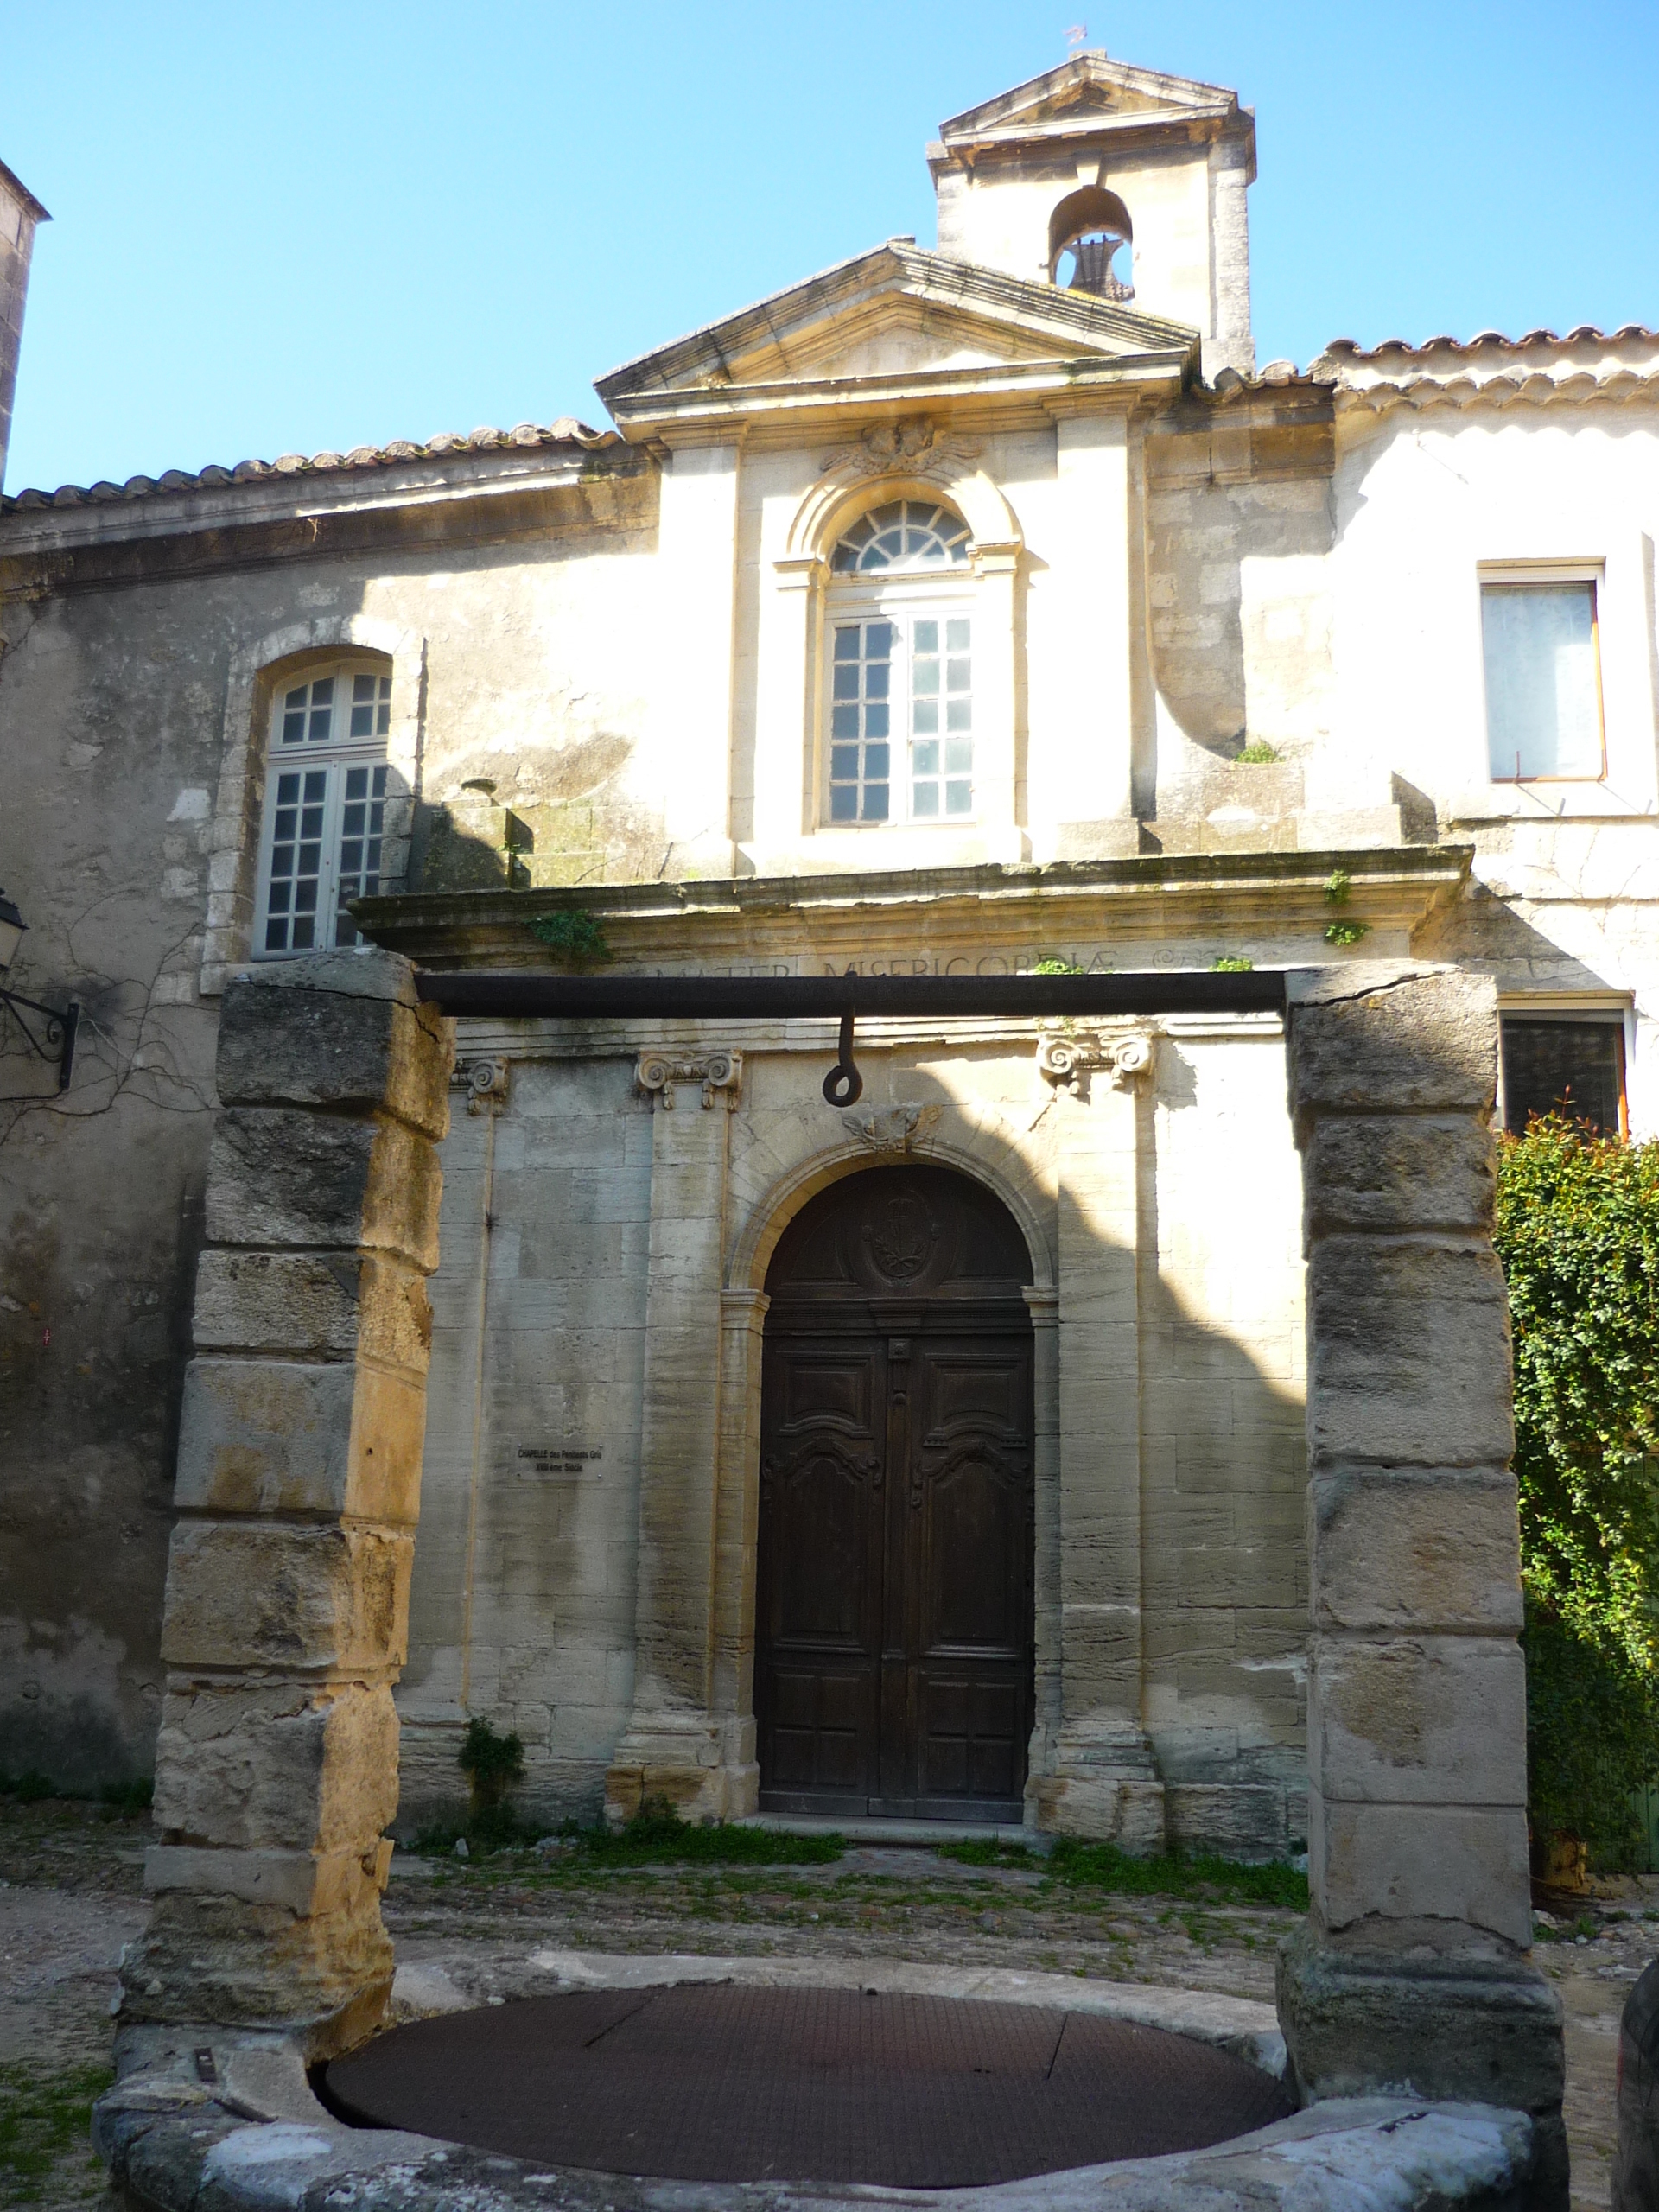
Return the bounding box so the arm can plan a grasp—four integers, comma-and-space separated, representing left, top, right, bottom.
920, 1352, 1029, 1443
780, 1356, 874, 1434
773, 1445, 875, 1647
920, 1450, 1027, 1655
916, 1673, 1023, 1805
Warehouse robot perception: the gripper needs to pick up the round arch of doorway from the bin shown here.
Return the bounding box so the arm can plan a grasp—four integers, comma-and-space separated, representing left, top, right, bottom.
710, 1135, 1060, 1830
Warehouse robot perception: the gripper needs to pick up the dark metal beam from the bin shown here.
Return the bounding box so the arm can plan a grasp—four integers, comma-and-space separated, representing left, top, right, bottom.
414, 969, 1288, 1022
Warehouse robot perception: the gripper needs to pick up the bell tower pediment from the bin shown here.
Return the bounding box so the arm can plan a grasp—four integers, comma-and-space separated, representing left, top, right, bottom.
929, 53, 1256, 379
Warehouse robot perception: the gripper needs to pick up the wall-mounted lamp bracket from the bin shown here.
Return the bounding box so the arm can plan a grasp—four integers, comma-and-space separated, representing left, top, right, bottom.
0, 986, 79, 1092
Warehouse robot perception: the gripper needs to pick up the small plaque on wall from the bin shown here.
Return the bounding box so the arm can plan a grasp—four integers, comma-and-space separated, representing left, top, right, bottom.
516, 1445, 605, 1479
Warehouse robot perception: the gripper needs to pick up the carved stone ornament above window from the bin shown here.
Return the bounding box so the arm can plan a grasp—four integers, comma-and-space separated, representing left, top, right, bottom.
1037, 1031, 1154, 1094
635, 1050, 743, 1110
817, 417, 983, 482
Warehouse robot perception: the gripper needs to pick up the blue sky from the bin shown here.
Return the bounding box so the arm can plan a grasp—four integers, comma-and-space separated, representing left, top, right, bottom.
3, 0, 1656, 494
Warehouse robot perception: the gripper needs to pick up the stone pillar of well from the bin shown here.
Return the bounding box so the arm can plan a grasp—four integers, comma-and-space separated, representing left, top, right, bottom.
118, 951, 451, 2057
1278, 966, 1565, 2204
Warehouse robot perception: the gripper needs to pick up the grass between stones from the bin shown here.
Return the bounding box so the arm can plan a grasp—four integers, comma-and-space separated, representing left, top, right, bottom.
0, 2063, 111, 2209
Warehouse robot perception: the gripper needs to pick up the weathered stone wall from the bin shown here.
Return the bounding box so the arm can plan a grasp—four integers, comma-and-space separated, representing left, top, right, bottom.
0, 475, 652, 1788
399, 1011, 1310, 1848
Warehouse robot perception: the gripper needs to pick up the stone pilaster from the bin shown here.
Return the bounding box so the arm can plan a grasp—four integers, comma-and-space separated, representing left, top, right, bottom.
118, 951, 452, 2057
1277, 966, 1565, 2208
1034, 1031, 1164, 1846
605, 1048, 743, 1821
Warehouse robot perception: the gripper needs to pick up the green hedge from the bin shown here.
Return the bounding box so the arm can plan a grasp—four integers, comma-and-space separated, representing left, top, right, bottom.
1496, 1116, 1659, 1863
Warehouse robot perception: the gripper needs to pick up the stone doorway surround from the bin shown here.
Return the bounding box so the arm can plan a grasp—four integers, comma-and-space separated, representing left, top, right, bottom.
103, 951, 1567, 2209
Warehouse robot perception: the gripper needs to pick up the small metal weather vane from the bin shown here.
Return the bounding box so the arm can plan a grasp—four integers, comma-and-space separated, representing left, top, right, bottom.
1065, 23, 1089, 49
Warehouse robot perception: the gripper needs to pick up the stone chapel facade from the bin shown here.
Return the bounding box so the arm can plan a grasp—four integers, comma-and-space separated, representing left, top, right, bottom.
1, 56, 1656, 1856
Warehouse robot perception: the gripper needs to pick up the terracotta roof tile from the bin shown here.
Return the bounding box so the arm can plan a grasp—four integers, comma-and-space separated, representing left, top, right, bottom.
2, 417, 618, 513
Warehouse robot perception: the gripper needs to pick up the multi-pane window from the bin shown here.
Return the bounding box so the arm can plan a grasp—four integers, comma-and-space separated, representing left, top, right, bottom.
1482, 581, 1605, 781
829, 615, 973, 823
257, 663, 393, 957
1501, 1018, 1626, 1138
827, 499, 975, 828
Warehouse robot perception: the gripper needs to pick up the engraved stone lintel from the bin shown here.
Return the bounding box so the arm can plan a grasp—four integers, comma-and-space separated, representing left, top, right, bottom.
841, 1102, 942, 1153
635, 1049, 743, 1111
1038, 1031, 1154, 1096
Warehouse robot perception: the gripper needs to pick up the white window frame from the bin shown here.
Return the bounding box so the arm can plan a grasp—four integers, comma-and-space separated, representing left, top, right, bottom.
1478, 562, 1607, 785
823, 576, 977, 830
252, 660, 394, 959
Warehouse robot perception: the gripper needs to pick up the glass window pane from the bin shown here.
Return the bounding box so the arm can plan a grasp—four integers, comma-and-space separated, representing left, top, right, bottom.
831, 704, 860, 739
276, 773, 301, 804
340, 841, 363, 871
913, 699, 938, 734
866, 623, 893, 658
834, 626, 861, 660
946, 698, 972, 733
913, 621, 938, 654
293, 917, 315, 950
296, 852, 321, 886
371, 766, 388, 796
284, 685, 308, 712
270, 844, 295, 877
349, 707, 374, 738
1483, 584, 1602, 779
864, 744, 889, 779
865, 703, 889, 739
273, 810, 296, 840
353, 673, 376, 702
345, 768, 368, 798
830, 785, 858, 822
282, 709, 306, 745
1501, 1019, 1624, 1135
945, 737, 973, 773
912, 659, 939, 696
861, 784, 889, 821
831, 745, 859, 779
267, 881, 291, 913
833, 664, 860, 701
311, 677, 334, 704
865, 664, 890, 700
376, 703, 391, 735
946, 618, 971, 652
945, 780, 973, 814
912, 780, 939, 817
304, 772, 327, 800
946, 657, 971, 692
912, 740, 939, 775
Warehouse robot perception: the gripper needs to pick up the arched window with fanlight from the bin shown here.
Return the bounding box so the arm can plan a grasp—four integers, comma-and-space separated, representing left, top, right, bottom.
825, 499, 976, 826
252, 659, 395, 956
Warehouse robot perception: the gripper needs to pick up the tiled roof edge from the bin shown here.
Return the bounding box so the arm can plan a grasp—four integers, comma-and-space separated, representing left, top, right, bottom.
1316, 324, 1659, 364
2, 417, 619, 515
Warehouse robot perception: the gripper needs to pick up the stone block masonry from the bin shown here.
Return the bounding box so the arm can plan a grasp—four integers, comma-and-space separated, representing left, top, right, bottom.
1275, 964, 1566, 2210
118, 950, 452, 2056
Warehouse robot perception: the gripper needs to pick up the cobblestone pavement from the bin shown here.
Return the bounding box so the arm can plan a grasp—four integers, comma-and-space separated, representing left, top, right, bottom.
0, 1799, 1647, 2210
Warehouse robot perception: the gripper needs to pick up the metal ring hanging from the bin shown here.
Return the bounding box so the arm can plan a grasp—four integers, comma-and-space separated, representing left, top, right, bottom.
822, 1007, 863, 1107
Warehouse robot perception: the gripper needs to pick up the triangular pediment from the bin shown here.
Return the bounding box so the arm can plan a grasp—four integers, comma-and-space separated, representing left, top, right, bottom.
938, 53, 1242, 142
596, 242, 1197, 416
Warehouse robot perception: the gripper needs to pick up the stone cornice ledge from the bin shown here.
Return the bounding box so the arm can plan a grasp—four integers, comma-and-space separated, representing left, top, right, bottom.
356, 846, 1472, 969
92, 2031, 1535, 2212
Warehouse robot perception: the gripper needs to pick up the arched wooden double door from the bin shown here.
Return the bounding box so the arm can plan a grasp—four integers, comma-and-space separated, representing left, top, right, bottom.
755, 1166, 1035, 1822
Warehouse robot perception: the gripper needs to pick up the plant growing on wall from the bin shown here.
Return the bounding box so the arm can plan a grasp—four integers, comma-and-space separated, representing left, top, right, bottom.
458, 1716, 526, 1850
1211, 956, 1254, 973
1496, 1116, 1659, 1866
1235, 741, 1278, 764
528, 910, 610, 963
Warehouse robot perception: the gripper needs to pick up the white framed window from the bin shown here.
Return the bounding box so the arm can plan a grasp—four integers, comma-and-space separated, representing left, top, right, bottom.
825, 500, 975, 826
255, 664, 393, 957
1481, 570, 1605, 782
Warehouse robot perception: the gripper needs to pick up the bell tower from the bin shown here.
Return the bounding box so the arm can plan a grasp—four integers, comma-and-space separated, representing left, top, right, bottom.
928, 54, 1255, 379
